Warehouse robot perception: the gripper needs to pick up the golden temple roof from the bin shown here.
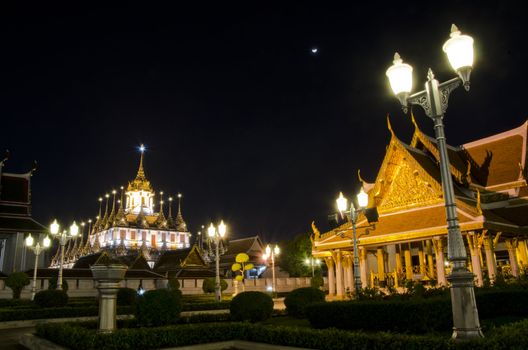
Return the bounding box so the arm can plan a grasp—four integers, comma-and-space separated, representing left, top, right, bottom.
127, 146, 153, 193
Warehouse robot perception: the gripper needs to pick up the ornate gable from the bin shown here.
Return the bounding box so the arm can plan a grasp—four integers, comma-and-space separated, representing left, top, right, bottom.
371, 129, 443, 214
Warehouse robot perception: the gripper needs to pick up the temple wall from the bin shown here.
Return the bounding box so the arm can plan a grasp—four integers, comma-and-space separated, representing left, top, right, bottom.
0, 276, 319, 299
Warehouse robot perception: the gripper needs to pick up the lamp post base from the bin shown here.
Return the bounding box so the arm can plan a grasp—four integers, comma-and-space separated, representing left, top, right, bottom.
447, 268, 484, 340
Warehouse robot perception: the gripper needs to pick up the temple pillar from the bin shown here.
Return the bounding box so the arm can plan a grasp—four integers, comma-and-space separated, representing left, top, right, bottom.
466, 232, 483, 287
395, 245, 402, 275
505, 239, 520, 277
359, 247, 368, 288
426, 240, 435, 278
377, 248, 385, 286
387, 244, 396, 273
517, 240, 528, 269
418, 244, 426, 277
404, 244, 413, 281
433, 237, 447, 286
483, 232, 499, 282
324, 257, 335, 296
335, 250, 344, 298
346, 255, 354, 293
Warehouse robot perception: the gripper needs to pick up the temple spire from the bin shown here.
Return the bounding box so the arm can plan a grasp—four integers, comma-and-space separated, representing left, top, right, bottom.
175, 193, 188, 232
101, 193, 110, 229
156, 191, 168, 229
93, 197, 103, 232
167, 196, 175, 229
114, 186, 128, 226
107, 189, 117, 228
136, 144, 146, 180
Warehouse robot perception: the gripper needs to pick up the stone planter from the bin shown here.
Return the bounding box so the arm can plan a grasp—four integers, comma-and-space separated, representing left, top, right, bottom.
90, 264, 128, 333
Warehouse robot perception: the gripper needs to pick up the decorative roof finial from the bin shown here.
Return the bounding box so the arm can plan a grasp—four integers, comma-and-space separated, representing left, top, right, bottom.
387, 114, 395, 136
101, 193, 110, 229
476, 189, 483, 215
175, 193, 187, 232
136, 144, 146, 180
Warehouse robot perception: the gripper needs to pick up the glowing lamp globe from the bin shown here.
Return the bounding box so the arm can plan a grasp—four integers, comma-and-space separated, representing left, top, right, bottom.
443, 24, 474, 89
357, 188, 369, 208
218, 220, 227, 237
386, 52, 413, 96
262, 253, 268, 261
70, 221, 79, 236
43, 236, 51, 248
50, 219, 60, 235
274, 245, 280, 255
25, 234, 34, 247
336, 192, 348, 212
265, 245, 271, 256
305, 258, 310, 264
208, 223, 216, 237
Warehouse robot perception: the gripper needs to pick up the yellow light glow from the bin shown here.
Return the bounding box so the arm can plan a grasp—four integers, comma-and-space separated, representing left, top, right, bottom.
274, 245, 280, 255
43, 236, 51, 248
336, 192, 348, 212
265, 244, 271, 256
50, 219, 60, 235
70, 221, 79, 236
386, 52, 413, 95
443, 24, 474, 71
357, 188, 369, 208
218, 220, 226, 237
25, 234, 34, 247
208, 223, 216, 237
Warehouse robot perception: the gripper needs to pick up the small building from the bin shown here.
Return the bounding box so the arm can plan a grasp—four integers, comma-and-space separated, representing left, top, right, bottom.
0, 155, 47, 274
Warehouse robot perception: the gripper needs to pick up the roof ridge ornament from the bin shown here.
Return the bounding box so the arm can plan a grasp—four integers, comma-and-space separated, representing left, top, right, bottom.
386, 113, 395, 137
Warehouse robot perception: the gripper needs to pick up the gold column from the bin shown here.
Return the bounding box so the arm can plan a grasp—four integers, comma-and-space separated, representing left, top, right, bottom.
418, 243, 426, 276
377, 248, 385, 285
433, 237, 447, 286
335, 250, 344, 298
517, 240, 528, 269
466, 232, 483, 287
360, 247, 368, 288
426, 240, 435, 278
483, 231, 499, 282
346, 255, 354, 293
404, 244, 413, 281
395, 247, 402, 275
505, 238, 520, 277
324, 257, 335, 296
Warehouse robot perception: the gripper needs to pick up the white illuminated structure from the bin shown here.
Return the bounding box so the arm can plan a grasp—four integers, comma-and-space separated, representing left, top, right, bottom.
49, 144, 191, 268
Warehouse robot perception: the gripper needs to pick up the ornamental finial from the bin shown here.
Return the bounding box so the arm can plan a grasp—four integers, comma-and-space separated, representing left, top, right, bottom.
136, 144, 146, 180
393, 52, 402, 64
450, 24, 460, 37
386, 113, 394, 136
427, 68, 435, 81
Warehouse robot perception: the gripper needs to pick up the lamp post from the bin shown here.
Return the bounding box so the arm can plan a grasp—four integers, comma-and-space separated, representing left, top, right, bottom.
208, 220, 227, 302
25, 234, 51, 300
49, 219, 79, 290
305, 257, 321, 277
385, 24, 482, 340
336, 188, 369, 297
263, 244, 280, 293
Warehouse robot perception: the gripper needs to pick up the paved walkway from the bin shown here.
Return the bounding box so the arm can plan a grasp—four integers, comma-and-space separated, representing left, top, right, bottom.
0, 326, 33, 349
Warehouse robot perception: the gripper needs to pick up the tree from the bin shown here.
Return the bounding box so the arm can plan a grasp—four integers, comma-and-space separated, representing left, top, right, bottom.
5, 272, 30, 299
202, 277, 227, 294
278, 232, 313, 277
231, 253, 254, 295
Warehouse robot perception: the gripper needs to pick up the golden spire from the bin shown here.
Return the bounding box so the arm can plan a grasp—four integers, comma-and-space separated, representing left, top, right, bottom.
167, 196, 175, 229
114, 186, 128, 227
175, 193, 188, 232
156, 191, 168, 229
127, 144, 153, 192
107, 190, 117, 228
136, 144, 146, 180
101, 193, 110, 229
135, 197, 149, 228
93, 197, 103, 232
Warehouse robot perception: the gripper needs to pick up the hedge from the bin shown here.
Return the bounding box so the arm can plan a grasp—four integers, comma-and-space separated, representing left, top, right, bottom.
135, 289, 181, 326
0, 306, 134, 322
284, 287, 325, 318
181, 300, 230, 311
35, 319, 528, 350
306, 289, 528, 333
230, 291, 273, 322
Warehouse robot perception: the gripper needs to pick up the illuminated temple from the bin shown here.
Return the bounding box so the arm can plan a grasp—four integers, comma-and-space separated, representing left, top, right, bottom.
50, 146, 191, 268
311, 117, 528, 298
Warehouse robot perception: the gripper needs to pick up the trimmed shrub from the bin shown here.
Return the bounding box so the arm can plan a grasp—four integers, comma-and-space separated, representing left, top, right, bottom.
284, 287, 325, 318
34, 290, 68, 308
135, 289, 182, 326
230, 291, 273, 322
5, 272, 30, 299
182, 300, 230, 311
117, 288, 137, 306
306, 298, 453, 333
167, 278, 180, 291
48, 276, 69, 292
310, 271, 324, 289
0, 306, 133, 322
202, 277, 228, 293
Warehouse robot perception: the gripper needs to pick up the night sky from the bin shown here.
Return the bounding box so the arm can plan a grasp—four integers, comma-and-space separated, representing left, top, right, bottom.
1, 3, 526, 242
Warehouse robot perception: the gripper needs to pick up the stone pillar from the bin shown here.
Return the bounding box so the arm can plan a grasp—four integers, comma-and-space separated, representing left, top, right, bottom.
466, 232, 483, 287
433, 238, 447, 286
387, 244, 396, 273
505, 239, 520, 277
91, 262, 128, 333
483, 232, 498, 282
325, 257, 335, 296
335, 250, 344, 298
359, 247, 368, 288
376, 248, 385, 286
345, 255, 354, 293
404, 245, 413, 281
395, 246, 402, 275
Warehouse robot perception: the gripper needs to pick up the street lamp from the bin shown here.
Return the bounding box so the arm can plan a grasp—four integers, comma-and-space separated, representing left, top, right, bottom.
208, 220, 227, 301
263, 244, 280, 293
25, 234, 51, 300
385, 24, 482, 340
304, 257, 321, 277
336, 188, 368, 297
49, 219, 79, 290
